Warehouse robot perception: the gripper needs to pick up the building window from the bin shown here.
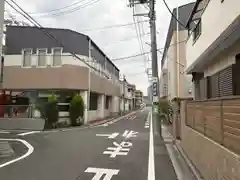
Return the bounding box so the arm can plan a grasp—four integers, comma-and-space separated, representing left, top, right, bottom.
22, 49, 32, 67
193, 20, 202, 42
89, 92, 98, 110
37, 49, 47, 67
52, 47, 62, 66
105, 96, 111, 109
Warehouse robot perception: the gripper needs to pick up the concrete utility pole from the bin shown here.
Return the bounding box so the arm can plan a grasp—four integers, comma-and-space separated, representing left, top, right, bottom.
129, 0, 161, 135
0, 0, 4, 85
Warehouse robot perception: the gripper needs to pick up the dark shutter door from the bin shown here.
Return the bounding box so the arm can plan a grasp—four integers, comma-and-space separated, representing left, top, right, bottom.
210, 73, 219, 98
219, 66, 233, 97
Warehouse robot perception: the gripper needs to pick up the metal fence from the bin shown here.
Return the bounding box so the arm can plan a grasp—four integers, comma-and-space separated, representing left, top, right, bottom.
186, 97, 240, 155
0, 105, 33, 118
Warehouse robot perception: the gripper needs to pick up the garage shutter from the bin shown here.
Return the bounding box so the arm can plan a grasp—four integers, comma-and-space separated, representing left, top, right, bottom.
219, 66, 233, 97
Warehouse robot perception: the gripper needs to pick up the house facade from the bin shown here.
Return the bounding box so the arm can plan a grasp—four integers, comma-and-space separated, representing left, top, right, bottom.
135, 90, 143, 107
3, 26, 121, 123
186, 0, 240, 100
120, 79, 135, 112
160, 2, 194, 101
159, 68, 168, 98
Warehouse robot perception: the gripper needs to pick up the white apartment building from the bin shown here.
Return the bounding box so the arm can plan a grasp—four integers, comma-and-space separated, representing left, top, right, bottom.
160, 2, 194, 101
186, 0, 240, 99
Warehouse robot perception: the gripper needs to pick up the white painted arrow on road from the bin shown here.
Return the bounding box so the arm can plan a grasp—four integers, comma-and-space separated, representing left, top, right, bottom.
96, 133, 119, 139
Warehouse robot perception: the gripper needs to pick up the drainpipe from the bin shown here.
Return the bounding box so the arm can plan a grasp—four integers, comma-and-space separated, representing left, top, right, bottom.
87, 39, 92, 123
0, 0, 4, 87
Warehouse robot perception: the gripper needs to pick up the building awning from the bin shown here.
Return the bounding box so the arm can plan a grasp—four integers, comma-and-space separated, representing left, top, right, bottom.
186, 15, 240, 74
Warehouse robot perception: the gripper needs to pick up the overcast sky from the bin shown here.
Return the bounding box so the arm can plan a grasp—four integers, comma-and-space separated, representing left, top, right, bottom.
5, 0, 194, 95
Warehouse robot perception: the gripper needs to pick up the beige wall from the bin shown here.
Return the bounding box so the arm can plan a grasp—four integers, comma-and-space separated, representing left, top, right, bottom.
180, 100, 240, 180
3, 53, 121, 96
186, 0, 240, 69
90, 72, 120, 96
3, 65, 89, 90
167, 30, 192, 100
167, 32, 177, 100
204, 40, 240, 77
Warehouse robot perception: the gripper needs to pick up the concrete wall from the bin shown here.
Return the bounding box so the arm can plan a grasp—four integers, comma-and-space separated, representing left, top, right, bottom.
186, 0, 240, 69
88, 110, 99, 122
179, 100, 240, 180
0, 118, 45, 131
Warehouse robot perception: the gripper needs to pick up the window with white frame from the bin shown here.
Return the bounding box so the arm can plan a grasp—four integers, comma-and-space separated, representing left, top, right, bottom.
22, 49, 32, 67
52, 47, 62, 66
193, 20, 202, 42
37, 48, 47, 67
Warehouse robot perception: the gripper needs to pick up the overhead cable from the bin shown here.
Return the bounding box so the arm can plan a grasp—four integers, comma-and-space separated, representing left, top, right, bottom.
29, 0, 88, 14
162, 0, 187, 29
80, 20, 148, 32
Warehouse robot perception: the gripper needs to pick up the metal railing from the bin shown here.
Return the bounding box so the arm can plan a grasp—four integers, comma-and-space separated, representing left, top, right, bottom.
0, 105, 33, 118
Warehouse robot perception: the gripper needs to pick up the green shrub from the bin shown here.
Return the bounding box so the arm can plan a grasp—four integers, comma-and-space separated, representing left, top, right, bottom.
36, 94, 59, 129
158, 100, 173, 124
69, 94, 84, 126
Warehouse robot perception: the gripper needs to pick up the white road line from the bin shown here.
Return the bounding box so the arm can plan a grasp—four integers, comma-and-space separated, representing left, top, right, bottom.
0, 130, 10, 134
148, 111, 155, 180
17, 131, 40, 136
0, 138, 34, 168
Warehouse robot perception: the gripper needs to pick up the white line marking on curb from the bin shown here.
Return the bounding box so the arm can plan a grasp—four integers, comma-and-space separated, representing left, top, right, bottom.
148, 111, 155, 180
0, 138, 34, 168
17, 131, 40, 136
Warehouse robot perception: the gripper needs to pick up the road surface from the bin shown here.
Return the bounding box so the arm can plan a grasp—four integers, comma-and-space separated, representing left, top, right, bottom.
0, 108, 179, 180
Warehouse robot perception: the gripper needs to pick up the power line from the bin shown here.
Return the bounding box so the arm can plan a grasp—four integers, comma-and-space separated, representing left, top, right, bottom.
80, 20, 148, 32
162, 0, 187, 29
112, 51, 150, 61
6, 0, 108, 77
132, 7, 145, 60
103, 33, 150, 47
29, 0, 88, 14
35, 0, 102, 17
112, 39, 187, 61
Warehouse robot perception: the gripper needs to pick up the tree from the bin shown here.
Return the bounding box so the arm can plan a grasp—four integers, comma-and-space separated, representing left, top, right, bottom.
36, 94, 59, 129
69, 94, 84, 126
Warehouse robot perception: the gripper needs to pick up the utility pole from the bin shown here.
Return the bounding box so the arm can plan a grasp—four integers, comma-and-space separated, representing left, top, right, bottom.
0, 0, 4, 87
129, 0, 161, 135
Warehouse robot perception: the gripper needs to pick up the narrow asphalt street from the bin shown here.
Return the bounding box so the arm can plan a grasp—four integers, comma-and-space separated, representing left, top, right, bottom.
0, 108, 178, 180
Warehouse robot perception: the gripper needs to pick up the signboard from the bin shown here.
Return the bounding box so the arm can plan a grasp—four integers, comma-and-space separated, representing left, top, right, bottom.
152, 77, 158, 103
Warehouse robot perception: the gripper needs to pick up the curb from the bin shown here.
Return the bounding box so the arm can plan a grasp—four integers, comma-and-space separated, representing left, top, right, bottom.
0, 141, 14, 158
42, 110, 138, 133
175, 141, 204, 180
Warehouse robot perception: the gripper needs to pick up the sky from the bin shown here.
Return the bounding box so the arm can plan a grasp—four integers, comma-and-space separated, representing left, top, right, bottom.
4, 0, 194, 95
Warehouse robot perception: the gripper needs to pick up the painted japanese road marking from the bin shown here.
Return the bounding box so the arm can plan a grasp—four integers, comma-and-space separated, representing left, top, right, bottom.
103, 141, 132, 158
85, 167, 119, 180
0, 138, 34, 168
96, 133, 119, 139
17, 131, 40, 136
122, 130, 138, 139
147, 111, 155, 180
